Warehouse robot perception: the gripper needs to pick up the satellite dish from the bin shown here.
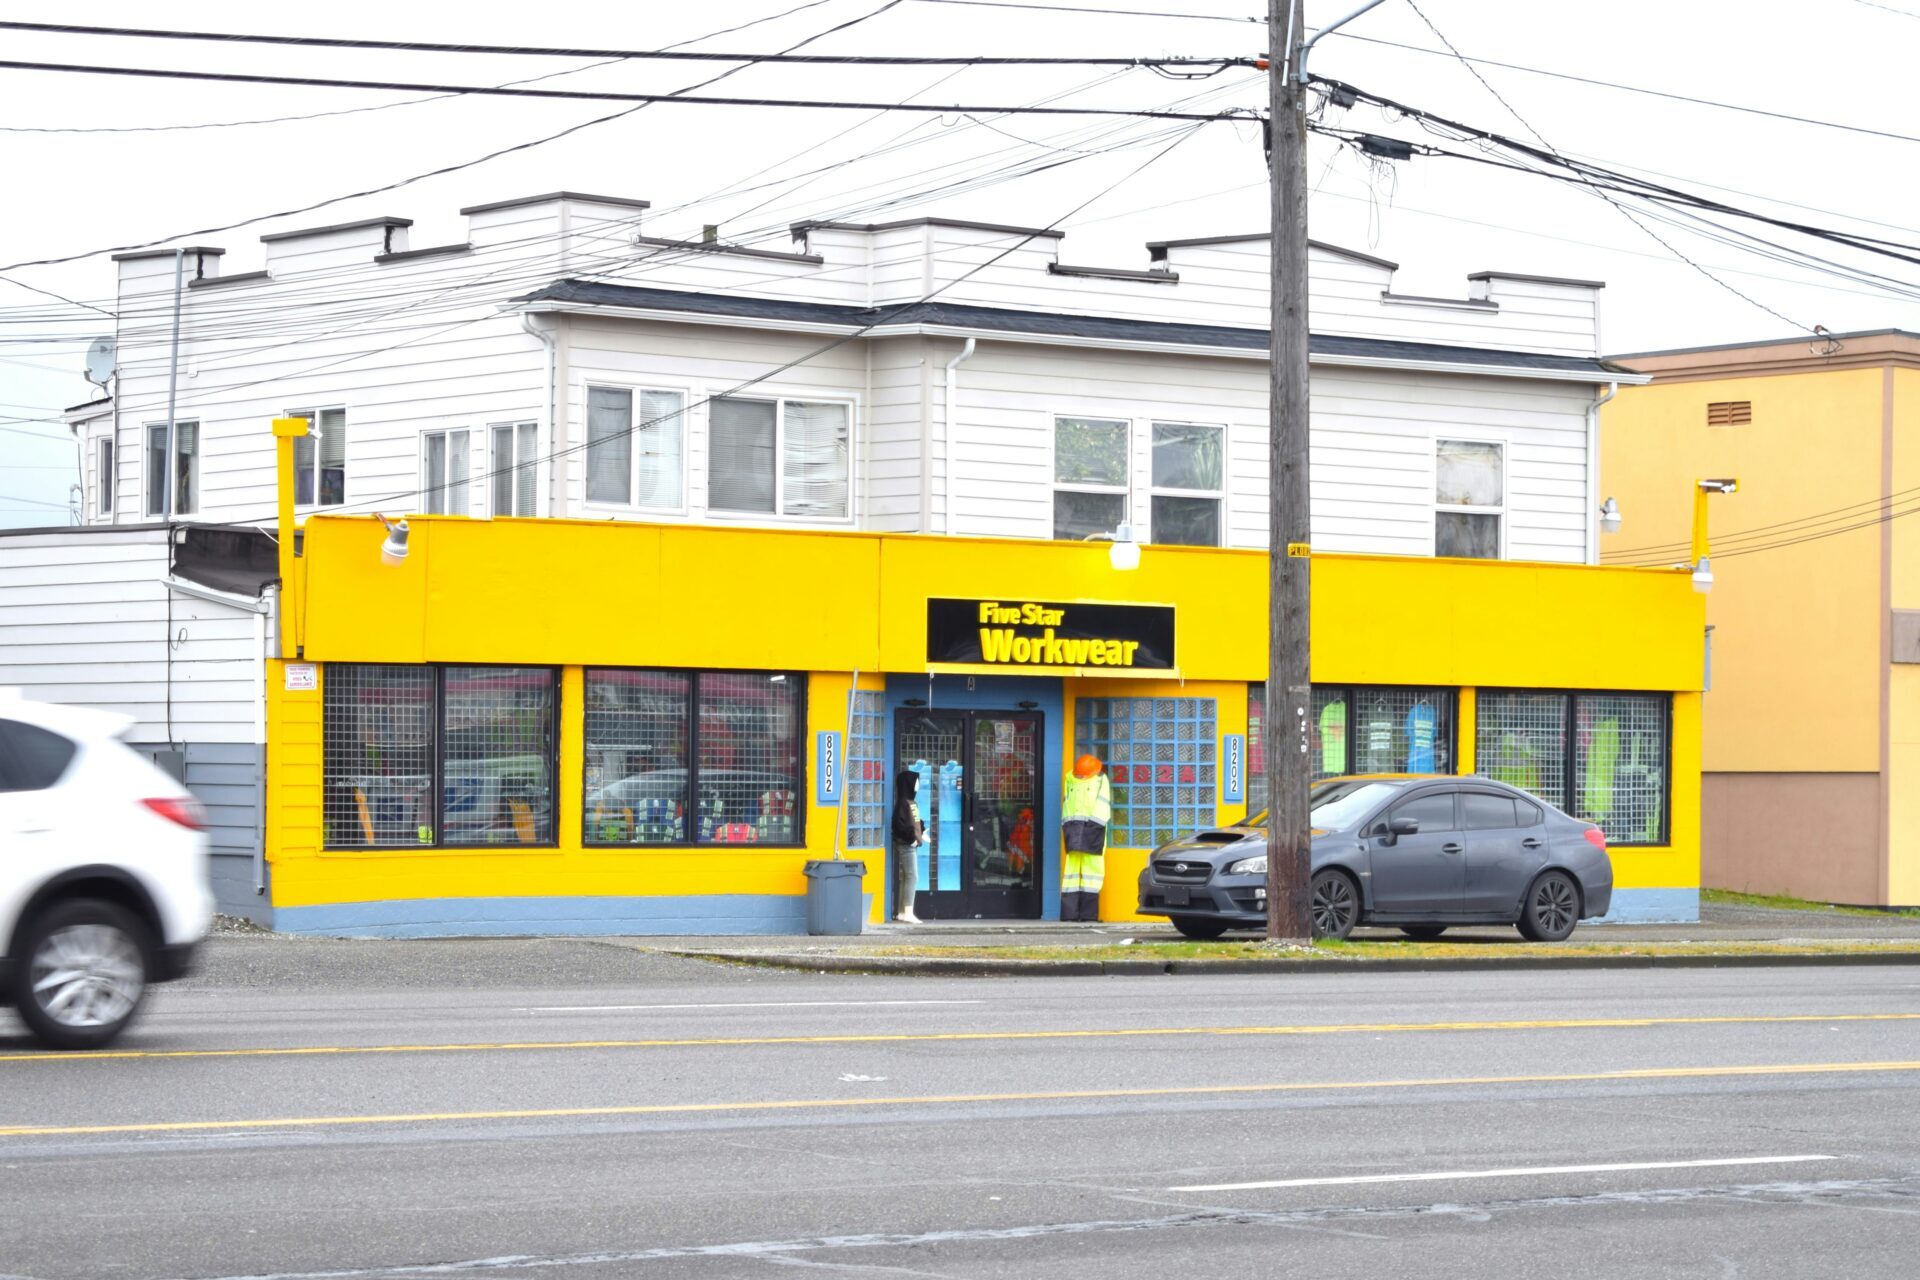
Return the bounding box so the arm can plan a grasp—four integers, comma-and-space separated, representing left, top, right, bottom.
83, 337, 116, 392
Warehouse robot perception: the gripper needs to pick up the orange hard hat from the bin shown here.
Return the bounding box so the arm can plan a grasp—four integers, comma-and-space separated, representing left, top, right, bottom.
1074, 754, 1103, 778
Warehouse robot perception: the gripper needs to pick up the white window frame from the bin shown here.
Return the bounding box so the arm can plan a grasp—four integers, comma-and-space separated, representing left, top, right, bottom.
1433, 435, 1507, 560
96, 436, 114, 517
1146, 420, 1226, 547
420, 428, 472, 516
1049, 412, 1132, 542
488, 420, 540, 517
702, 389, 857, 524
582, 383, 690, 514
144, 419, 199, 517
286, 405, 348, 511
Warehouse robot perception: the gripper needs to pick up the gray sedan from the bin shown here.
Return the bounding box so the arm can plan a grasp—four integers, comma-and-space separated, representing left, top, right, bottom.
1136, 775, 1614, 941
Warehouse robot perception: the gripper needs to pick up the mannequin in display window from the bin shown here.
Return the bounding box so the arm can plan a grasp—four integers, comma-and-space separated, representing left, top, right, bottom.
1060, 754, 1112, 922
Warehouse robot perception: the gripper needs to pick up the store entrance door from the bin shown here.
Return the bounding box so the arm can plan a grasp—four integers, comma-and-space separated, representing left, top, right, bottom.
895, 708, 1043, 919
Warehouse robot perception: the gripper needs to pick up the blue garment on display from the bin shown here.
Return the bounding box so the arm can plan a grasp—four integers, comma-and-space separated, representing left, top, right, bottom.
1405, 702, 1437, 773
910, 758, 934, 891
937, 759, 964, 891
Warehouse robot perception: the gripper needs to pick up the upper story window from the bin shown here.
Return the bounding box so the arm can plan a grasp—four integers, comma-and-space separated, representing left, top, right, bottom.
144, 420, 198, 516
1435, 438, 1503, 559
422, 428, 470, 516
1149, 422, 1224, 546
97, 438, 114, 516
586, 386, 686, 509
1052, 415, 1129, 541
288, 407, 346, 508
490, 422, 538, 517
709, 396, 850, 519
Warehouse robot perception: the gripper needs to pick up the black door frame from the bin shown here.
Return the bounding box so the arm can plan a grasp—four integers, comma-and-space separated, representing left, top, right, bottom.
893, 707, 1046, 920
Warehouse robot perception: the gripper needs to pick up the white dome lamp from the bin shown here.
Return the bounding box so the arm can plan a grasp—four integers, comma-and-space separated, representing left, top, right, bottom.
1108, 522, 1141, 572
1598, 496, 1622, 536
375, 513, 410, 565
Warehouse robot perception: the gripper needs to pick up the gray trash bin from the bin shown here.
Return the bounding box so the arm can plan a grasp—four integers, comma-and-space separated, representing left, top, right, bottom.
803, 859, 867, 936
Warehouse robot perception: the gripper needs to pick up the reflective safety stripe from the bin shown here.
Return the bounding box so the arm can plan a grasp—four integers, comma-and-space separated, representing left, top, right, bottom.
1062, 851, 1106, 893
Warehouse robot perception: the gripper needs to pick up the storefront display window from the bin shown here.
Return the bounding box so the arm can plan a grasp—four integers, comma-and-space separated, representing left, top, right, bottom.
1074, 697, 1217, 849
322, 664, 557, 849
583, 669, 805, 847
1248, 684, 1456, 813
845, 691, 887, 849
1476, 690, 1669, 844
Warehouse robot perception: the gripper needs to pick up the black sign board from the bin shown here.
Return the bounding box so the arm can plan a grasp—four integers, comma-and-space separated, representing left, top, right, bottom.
926, 598, 1176, 673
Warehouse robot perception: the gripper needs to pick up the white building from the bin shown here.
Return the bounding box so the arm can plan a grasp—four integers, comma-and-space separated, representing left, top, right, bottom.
10, 189, 1634, 920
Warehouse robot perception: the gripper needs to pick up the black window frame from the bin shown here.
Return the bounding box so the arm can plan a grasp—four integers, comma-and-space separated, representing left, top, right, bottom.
1474, 688, 1672, 847
322, 662, 561, 852
582, 666, 808, 849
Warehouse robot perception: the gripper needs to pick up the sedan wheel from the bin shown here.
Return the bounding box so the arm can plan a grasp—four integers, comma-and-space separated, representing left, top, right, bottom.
1518, 870, 1581, 943
12, 900, 150, 1050
1310, 870, 1359, 941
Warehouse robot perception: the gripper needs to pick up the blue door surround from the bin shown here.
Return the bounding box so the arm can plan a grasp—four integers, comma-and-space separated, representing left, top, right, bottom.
883, 674, 1064, 921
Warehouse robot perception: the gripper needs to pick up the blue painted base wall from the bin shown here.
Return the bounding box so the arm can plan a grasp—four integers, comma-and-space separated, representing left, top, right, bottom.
1592, 888, 1699, 925
274, 893, 871, 938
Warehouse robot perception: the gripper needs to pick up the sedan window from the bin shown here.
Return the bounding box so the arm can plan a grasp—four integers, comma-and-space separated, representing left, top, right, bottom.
1462, 792, 1519, 830
0, 719, 78, 792
1385, 790, 1457, 833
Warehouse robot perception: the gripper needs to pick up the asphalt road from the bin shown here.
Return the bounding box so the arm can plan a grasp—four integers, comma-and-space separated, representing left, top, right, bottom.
3, 941, 1919, 1279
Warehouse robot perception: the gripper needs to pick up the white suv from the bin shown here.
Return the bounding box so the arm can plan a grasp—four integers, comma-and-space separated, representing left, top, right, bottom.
0, 694, 213, 1049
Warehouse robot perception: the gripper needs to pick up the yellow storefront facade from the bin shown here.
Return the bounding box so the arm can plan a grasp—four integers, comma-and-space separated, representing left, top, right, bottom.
258, 511, 1706, 935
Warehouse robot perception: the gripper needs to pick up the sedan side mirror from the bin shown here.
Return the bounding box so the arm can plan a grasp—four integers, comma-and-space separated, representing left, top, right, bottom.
1388, 817, 1420, 836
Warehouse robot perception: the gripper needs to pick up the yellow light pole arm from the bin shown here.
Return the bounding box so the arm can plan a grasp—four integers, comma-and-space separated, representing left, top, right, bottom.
1692, 477, 1739, 570
272, 416, 309, 658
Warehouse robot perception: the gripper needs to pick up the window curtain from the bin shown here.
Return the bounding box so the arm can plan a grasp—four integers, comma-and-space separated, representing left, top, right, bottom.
635, 389, 684, 507
781, 401, 849, 517
709, 398, 777, 513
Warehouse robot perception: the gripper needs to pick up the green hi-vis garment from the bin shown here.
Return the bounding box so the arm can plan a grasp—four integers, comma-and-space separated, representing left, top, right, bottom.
1063, 772, 1113, 825
1319, 700, 1347, 774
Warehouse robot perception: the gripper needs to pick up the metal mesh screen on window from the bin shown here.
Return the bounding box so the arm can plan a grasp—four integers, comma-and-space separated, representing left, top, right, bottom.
1345, 688, 1454, 776
846, 690, 887, 849
441, 667, 555, 847
697, 673, 801, 844
323, 665, 434, 848
1476, 692, 1569, 811
1075, 697, 1216, 849
1575, 694, 1667, 844
583, 669, 690, 845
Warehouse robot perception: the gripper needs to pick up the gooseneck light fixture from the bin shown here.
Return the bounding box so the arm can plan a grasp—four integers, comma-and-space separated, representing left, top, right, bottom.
374, 513, 410, 565
1107, 523, 1141, 572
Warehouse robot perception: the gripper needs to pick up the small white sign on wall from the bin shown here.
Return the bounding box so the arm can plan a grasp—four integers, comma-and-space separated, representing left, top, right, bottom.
284, 662, 318, 692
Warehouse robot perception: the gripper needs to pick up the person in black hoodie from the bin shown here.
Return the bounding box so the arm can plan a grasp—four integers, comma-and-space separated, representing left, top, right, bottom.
891, 770, 928, 923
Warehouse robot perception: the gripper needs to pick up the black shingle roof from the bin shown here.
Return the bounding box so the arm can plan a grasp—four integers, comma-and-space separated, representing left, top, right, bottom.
523, 280, 1630, 378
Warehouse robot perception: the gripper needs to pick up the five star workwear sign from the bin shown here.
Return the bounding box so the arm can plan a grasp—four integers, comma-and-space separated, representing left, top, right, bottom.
926, 598, 1176, 676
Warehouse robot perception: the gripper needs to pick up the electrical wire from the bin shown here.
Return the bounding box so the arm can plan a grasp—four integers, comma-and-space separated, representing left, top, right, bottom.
0, 19, 1249, 67
910, 0, 1258, 19
1603, 485, 1920, 561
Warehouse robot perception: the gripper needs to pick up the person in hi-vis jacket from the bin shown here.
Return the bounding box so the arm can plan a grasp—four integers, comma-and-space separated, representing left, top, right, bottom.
1061, 754, 1112, 922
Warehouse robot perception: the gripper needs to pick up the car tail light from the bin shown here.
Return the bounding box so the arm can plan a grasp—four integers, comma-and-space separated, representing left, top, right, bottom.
1583, 826, 1607, 850
142, 796, 207, 830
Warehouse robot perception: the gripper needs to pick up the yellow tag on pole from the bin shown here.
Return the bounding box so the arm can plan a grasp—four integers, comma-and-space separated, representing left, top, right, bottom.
1286, 543, 1311, 558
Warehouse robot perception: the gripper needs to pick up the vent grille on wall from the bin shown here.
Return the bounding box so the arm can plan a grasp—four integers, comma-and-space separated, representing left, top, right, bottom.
1707, 400, 1752, 426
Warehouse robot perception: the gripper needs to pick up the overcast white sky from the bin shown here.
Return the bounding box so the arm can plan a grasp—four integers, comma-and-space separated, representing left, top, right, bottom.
1, 0, 1913, 526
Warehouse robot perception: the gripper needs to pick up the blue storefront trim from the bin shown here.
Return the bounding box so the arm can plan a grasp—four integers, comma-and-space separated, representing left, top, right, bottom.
273, 892, 870, 938
1592, 887, 1699, 925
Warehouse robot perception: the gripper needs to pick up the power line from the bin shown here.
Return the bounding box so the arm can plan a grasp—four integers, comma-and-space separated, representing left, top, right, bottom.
0, 19, 1248, 67
1603, 485, 1920, 561
0, 0, 916, 274
1849, 0, 1920, 18
909, 0, 1259, 19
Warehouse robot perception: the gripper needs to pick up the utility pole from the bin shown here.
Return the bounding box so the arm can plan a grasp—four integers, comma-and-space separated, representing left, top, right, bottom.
1264, 0, 1312, 944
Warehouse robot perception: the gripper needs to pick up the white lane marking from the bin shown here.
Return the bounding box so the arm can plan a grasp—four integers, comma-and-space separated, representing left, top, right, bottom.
519, 1000, 985, 1013
1171, 1154, 1838, 1192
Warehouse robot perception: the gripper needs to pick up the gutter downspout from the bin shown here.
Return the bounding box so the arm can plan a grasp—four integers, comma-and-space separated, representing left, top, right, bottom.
1587, 380, 1618, 564
251, 599, 268, 895
943, 338, 976, 537
523, 312, 560, 517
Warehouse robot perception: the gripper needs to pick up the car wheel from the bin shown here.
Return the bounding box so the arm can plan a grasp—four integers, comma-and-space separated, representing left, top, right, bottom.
1310, 870, 1359, 941
1400, 926, 1447, 940
1517, 871, 1582, 943
1171, 917, 1231, 941
10, 899, 151, 1050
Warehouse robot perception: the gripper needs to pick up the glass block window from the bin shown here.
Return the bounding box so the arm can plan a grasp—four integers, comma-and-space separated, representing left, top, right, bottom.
323, 665, 435, 849
582, 669, 805, 847
845, 690, 887, 850
1074, 696, 1217, 849
1250, 684, 1456, 812
583, 670, 692, 845
440, 667, 556, 847
1478, 691, 1669, 844
322, 665, 557, 850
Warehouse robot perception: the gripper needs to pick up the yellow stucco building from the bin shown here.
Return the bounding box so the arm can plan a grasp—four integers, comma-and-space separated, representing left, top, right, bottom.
1603, 329, 1920, 907
262, 511, 1706, 934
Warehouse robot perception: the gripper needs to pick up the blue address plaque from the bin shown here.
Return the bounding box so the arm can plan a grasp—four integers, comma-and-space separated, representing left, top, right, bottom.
1221, 733, 1246, 804
815, 730, 843, 807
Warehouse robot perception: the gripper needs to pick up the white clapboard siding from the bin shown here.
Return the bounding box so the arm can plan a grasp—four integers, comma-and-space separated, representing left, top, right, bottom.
0, 531, 263, 745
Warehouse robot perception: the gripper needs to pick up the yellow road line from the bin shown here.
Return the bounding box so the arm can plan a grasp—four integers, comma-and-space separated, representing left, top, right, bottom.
1, 1011, 1915, 1066
5, 1059, 1919, 1138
